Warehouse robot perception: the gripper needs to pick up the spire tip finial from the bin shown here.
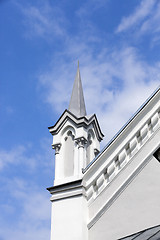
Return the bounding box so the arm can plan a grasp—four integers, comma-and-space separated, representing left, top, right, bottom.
68, 62, 87, 117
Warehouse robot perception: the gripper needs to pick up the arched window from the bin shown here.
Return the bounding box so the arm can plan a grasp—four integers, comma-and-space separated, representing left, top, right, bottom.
64, 131, 74, 177
86, 133, 92, 166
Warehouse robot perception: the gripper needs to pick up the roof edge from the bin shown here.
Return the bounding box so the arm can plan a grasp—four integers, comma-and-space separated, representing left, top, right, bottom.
83, 86, 160, 173
48, 110, 104, 141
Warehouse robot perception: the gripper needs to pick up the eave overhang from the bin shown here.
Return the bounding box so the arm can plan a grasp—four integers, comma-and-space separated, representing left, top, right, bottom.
83, 86, 160, 174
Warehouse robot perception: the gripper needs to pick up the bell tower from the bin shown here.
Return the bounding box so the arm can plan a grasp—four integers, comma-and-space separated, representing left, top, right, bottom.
47, 64, 104, 240
48, 63, 103, 186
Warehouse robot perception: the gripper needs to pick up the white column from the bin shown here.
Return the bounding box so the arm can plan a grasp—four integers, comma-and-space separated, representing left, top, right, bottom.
75, 137, 87, 176
52, 143, 61, 181
74, 141, 79, 177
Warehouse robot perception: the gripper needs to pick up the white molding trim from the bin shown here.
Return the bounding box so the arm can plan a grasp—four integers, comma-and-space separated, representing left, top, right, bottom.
83, 102, 160, 204
87, 128, 160, 229
48, 180, 84, 201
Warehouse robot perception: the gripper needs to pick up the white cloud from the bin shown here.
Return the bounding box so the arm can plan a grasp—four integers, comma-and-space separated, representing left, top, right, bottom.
0, 143, 53, 239
140, 2, 160, 34
18, 0, 159, 148
0, 177, 51, 240
116, 0, 156, 33
116, 0, 160, 46
16, 1, 67, 40
0, 145, 28, 170
38, 44, 160, 145
76, 0, 107, 18
0, 138, 53, 172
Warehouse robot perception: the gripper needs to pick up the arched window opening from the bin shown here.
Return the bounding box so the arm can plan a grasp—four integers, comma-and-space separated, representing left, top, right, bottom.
153, 147, 160, 162
86, 133, 92, 166
64, 131, 74, 177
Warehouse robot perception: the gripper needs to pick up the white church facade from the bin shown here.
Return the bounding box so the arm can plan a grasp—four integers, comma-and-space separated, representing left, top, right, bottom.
47, 65, 160, 240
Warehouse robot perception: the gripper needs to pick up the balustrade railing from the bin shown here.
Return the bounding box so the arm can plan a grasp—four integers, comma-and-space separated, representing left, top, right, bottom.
85, 108, 160, 203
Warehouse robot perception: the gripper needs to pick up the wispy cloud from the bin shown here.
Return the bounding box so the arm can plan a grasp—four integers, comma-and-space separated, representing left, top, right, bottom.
0, 145, 29, 170
16, 0, 109, 46
17, 0, 160, 144
116, 0, 156, 33
0, 137, 53, 172
17, 1, 67, 40
76, 0, 107, 18
140, 2, 160, 39
0, 177, 51, 240
0, 139, 53, 240
116, 0, 160, 47
38, 44, 160, 144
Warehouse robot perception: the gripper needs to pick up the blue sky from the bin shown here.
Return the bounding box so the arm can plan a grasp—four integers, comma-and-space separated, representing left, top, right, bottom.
0, 0, 160, 239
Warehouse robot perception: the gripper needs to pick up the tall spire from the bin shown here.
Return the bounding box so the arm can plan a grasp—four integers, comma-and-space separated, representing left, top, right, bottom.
68, 62, 87, 117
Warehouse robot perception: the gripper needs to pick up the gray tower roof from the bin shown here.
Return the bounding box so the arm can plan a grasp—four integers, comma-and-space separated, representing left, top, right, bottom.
68, 63, 87, 117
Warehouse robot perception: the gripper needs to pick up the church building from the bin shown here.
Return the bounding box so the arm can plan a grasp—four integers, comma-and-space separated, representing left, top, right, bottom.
47, 65, 160, 240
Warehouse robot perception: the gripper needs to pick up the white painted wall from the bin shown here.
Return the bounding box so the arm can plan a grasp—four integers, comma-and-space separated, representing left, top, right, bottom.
89, 156, 160, 240
51, 195, 88, 240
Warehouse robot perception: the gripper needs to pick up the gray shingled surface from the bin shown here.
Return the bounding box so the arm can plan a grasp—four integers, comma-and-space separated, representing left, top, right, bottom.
119, 225, 160, 240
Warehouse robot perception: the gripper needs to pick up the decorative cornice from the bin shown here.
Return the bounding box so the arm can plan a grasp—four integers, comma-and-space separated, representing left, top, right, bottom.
48, 109, 104, 141
47, 180, 83, 201
83, 89, 160, 205
87, 128, 160, 229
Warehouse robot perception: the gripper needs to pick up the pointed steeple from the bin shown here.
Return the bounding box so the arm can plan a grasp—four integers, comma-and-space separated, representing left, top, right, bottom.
68, 62, 87, 117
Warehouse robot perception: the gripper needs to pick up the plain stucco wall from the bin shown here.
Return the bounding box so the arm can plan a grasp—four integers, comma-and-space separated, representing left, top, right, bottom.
89, 157, 160, 240
51, 195, 88, 240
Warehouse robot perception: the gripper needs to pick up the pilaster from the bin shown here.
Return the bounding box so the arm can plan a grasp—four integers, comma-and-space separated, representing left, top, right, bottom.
75, 137, 87, 172
47, 180, 88, 240
52, 143, 62, 180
